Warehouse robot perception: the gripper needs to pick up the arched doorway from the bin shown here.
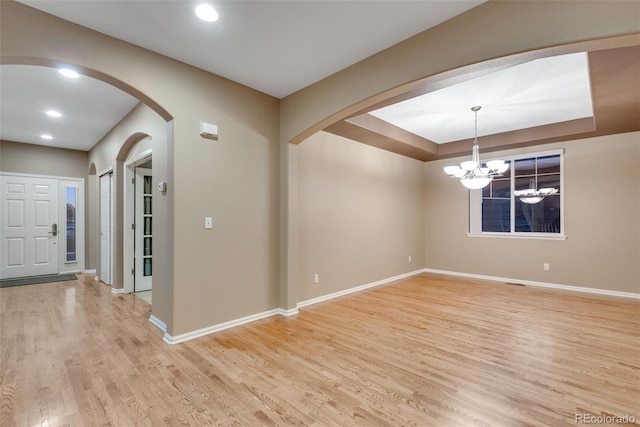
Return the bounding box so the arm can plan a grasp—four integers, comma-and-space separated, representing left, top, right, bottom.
0, 61, 172, 316
120, 136, 153, 296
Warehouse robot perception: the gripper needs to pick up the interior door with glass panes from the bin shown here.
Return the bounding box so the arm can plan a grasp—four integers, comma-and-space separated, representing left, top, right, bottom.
134, 168, 152, 291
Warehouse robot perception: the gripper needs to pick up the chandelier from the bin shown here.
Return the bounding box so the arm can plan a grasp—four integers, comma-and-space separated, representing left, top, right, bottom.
443, 106, 509, 189
514, 178, 558, 204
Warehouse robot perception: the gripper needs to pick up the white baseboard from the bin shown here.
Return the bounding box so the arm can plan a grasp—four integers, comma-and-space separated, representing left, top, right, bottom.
277, 307, 299, 316
83, 269, 97, 274
297, 269, 425, 309
163, 308, 284, 345
152, 267, 638, 346
111, 287, 125, 294
149, 315, 167, 333
161, 270, 423, 345
423, 268, 640, 299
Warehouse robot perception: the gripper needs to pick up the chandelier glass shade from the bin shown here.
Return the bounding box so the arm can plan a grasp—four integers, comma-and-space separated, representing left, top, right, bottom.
443, 106, 508, 189
514, 178, 558, 204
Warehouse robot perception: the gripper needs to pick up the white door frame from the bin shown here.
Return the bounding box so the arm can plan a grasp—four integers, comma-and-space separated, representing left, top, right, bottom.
59, 178, 85, 275
0, 172, 85, 278
134, 167, 152, 291
99, 172, 113, 285
123, 148, 152, 293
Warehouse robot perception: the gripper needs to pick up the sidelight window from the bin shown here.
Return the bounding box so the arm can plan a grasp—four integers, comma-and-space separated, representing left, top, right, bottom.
65, 186, 77, 262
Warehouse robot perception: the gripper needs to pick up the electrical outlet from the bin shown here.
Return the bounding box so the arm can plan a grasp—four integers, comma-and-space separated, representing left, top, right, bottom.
314, 274, 319, 284
544, 263, 550, 271
408, 256, 412, 263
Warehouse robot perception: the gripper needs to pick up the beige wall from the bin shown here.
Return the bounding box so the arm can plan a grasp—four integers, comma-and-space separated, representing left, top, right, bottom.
0, 139, 88, 178
1, 1, 638, 343
87, 102, 171, 325
296, 131, 425, 302
88, 102, 163, 174
278, 0, 640, 309
424, 132, 640, 294
1, 1, 280, 337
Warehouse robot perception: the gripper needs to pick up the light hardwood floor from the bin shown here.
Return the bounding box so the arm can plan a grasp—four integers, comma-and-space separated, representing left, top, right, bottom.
1, 273, 638, 426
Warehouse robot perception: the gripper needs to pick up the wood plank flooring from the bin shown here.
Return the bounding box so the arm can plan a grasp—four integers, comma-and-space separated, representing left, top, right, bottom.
1, 273, 638, 426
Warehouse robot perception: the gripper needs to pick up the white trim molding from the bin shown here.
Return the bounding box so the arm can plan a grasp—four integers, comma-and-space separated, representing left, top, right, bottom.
155, 267, 638, 346
122, 148, 153, 294
163, 308, 284, 345
297, 269, 425, 309
83, 269, 97, 274
111, 287, 126, 294
149, 315, 167, 333
467, 232, 567, 241
423, 268, 640, 299
277, 307, 299, 316
162, 270, 423, 345
0, 171, 83, 181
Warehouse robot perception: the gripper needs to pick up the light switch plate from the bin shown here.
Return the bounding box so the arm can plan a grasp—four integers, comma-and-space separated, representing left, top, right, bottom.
204, 217, 213, 229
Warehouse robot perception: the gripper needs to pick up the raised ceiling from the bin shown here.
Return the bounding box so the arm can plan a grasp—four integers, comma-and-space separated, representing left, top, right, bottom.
368, 53, 594, 144
325, 44, 640, 161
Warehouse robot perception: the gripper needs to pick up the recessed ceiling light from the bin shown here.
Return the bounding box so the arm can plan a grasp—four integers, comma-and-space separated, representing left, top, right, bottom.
46, 110, 62, 118
59, 68, 79, 78
41, 134, 54, 140
195, 4, 219, 22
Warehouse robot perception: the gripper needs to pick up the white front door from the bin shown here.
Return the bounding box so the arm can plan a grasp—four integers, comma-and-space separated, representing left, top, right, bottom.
100, 173, 112, 285
134, 167, 152, 292
0, 175, 59, 279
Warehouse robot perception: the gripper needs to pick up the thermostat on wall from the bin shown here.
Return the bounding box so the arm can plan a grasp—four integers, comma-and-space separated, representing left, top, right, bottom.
200, 122, 219, 140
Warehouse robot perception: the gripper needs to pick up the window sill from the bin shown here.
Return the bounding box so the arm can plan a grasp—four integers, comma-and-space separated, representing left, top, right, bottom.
467, 232, 567, 241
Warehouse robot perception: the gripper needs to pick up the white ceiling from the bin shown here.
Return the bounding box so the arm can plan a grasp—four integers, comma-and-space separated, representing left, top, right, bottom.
0, 65, 139, 151
2, 0, 484, 152
369, 52, 594, 144
18, 0, 485, 99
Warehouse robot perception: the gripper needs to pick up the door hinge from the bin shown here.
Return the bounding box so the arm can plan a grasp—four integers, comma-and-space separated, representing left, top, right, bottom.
131, 223, 135, 230
132, 177, 135, 184
131, 268, 135, 275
